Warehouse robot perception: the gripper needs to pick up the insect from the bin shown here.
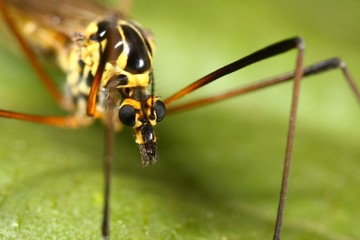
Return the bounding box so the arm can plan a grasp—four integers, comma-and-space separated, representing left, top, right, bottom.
0, 0, 360, 239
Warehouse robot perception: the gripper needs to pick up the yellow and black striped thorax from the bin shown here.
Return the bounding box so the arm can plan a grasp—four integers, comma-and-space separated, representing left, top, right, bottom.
63, 15, 165, 165
86, 17, 155, 88
65, 16, 155, 103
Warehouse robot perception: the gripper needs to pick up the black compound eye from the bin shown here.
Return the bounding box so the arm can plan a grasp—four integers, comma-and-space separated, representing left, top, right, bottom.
119, 105, 136, 126
154, 100, 166, 122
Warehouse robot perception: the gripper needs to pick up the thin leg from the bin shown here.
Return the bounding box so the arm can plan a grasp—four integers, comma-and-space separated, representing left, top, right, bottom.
101, 89, 117, 240
163, 37, 359, 239
166, 58, 360, 113
0, 0, 63, 104
273, 40, 304, 240
164, 37, 306, 239
0, 109, 84, 128
164, 37, 304, 105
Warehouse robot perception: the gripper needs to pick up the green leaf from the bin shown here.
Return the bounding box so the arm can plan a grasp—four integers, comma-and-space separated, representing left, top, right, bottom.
1, 0, 360, 239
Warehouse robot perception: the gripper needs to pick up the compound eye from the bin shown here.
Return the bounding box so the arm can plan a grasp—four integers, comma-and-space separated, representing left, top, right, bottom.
154, 100, 166, 122
119, 105, 136, 126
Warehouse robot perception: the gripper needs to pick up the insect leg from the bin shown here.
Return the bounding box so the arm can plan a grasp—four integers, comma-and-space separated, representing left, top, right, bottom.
164, 37, 305, 106
101, 89, 117, 240
165, 37, 359, 239
165, 58, 360, 113
0, 0, 63, 105
165, 37, 348, 239
0, 109, 90, 128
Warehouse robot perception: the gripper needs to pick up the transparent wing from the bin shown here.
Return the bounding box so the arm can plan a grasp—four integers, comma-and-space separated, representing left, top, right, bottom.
4, 0, 121, 37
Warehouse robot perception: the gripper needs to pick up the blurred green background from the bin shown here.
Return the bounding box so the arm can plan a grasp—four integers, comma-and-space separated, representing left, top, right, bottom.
0, 0, 359, 239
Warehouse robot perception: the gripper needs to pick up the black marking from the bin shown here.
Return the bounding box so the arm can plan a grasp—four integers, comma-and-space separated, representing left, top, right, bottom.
77, 59, 86, 83
90, 19, 124, 64
122, 25, 151, 74
90, 21, 111, 42
79, 92, 89, 101
140, 124, 155, 143
78, 59, 85, 70
119, 88, 132, 98
86, 70, 94, 87
116, 74, 128, 86
107, 74, 128, 89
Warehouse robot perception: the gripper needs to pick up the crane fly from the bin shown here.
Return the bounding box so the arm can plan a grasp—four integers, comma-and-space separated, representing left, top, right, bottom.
0, 0, 359, 239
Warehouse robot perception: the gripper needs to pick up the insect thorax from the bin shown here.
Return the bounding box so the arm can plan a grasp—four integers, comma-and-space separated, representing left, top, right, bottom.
61, 16, 155, 127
